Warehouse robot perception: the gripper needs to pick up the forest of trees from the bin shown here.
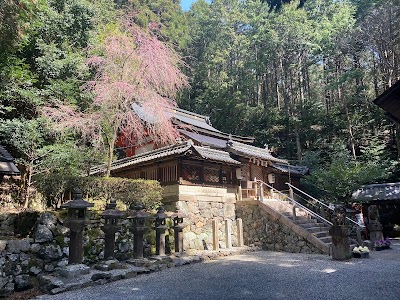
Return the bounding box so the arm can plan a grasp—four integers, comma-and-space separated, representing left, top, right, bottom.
1, 0, 399, 206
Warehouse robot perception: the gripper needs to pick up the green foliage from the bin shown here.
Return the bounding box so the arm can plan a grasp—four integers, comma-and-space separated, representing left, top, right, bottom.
301, 142, 396, 203
0, 118, 50, 165
80, 177, 163, 209
34, 143, 105, 207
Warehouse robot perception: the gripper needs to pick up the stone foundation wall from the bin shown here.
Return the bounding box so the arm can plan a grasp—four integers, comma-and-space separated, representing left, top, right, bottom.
163, 184, 239, 250
236, 201, 323, 254
0, 211, 151, 297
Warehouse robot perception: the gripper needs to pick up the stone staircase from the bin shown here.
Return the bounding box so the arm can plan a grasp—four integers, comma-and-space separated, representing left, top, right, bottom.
281, 212, 332, 244
260, 198, 332, 254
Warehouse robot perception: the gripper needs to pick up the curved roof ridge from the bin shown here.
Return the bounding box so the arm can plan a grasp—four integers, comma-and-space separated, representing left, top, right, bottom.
226, 140, 287, 164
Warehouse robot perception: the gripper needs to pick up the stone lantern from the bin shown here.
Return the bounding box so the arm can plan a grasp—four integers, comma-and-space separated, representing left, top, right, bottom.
171, 210, 186, 254
101, 199, 124, 259
61, 188, 94, 264
128, 203, 148, 258
153, 206, 168, 256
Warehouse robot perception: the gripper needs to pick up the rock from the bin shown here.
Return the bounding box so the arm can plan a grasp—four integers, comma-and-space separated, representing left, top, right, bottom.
59, 264, 90, 278
51, 225, 69, 237
0, 282, 15, 297
35, 224, 54, 243
0, 240, 7, 252
184, 232, 197, 242
62, 247, 69, 257
50, 287, 67, 295
6, 253, 19, 262
57, 259, 68, 268
38, 275, 64, 292
14, 274, 32, 291
30, 243, 41, 253
195, 221, 204, 228
94, 260, 121, 271
38, 212, 58, 227
0, 256, 5, 270
4, 261, 22, 276
91, 272, 112, 281
118, 241, 130, 252
0, 277, 8, 289
6, 239, 31, 253
29, 266, 42, 275
40, 244, 62, 260
44, 264, 55, 272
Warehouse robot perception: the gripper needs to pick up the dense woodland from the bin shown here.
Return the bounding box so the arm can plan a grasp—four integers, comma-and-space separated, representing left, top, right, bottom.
0, 0, 399, 206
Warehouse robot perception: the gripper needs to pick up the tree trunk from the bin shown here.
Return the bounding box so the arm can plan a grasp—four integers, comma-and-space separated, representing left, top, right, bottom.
106, 142, 114, 178
294, 125, 302, 163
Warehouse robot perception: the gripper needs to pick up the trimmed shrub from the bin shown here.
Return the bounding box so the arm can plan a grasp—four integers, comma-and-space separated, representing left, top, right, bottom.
80, 177, 162, 209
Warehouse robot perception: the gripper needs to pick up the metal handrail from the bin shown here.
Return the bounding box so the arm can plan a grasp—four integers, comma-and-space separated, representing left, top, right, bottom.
285, 182, 365, 229
286, 183, 332, 211
256, 179, 333, 226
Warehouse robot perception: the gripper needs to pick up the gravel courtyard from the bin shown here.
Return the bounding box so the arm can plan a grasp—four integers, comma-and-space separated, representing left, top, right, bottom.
37, 240, 400, 300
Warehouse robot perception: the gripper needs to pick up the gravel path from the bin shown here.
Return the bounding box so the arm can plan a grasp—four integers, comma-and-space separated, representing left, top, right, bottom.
36, 241, 400, 300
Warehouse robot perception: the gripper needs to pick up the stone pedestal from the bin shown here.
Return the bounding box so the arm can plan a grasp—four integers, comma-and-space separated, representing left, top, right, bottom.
173, 225, 184, 254
329, 225, 351, 260
133, 227, 146, 258
155, 225, 167, 256
101, 225, 120, 259
63, 219, 85, 264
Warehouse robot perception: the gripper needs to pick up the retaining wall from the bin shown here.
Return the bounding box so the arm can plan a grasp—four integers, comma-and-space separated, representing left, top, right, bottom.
236, 200, 324, 254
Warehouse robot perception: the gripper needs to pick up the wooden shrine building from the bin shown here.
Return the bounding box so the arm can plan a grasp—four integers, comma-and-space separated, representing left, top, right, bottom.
91, 108, 308, 250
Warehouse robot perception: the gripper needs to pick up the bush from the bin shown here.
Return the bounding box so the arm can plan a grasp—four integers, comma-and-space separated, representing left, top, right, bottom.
80, 176, 162, 209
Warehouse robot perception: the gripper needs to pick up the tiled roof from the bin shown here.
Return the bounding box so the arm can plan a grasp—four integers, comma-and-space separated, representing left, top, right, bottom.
226, 140, 287, 164
352, 182, 400, 202
271, 163, 309, 175
193, 146, 240, 165
174, 108, 221, 133
0, 145, 20, 175
90, 140, 240, 175
179, 130, 227, 149
132, 103, 254, 143
90, 141, 192, 175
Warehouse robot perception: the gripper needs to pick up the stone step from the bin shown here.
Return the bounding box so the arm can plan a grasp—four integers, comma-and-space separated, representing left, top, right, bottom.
319, 236, 332, 243
311, 231, 330, 238
295, 218, 318, 225
305, 226, 329, 233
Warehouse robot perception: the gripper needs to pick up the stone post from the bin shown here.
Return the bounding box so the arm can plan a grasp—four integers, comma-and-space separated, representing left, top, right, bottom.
212, 218, 219, 251
225, 219, 232, 249
329, 225, 351, 260
236, 218, 244, 247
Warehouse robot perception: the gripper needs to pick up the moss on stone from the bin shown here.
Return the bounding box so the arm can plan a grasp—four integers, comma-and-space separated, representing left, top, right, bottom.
54, 235, 66, 248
